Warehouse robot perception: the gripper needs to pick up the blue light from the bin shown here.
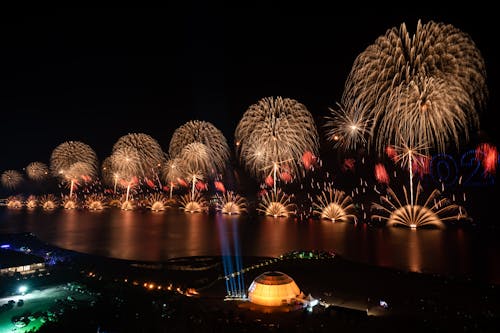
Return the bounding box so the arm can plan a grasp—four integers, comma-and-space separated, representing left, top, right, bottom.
0, 244, 10, 249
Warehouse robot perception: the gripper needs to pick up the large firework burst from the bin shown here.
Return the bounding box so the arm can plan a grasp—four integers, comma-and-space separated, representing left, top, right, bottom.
235, 96, 319, 182
342, 20, 487, 156
112, 133, 165, 179
50, 141, 98, 179
371, 183, 465, 229
216, 191, 247, 215
1, 170, 23, 190
169, 120, 230, 174
257, 190, 295, 218
25, 162, 49, 181
312, 188, 357, 223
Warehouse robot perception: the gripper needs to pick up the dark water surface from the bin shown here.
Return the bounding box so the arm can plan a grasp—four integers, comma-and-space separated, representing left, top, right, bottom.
1, 208, 499, 284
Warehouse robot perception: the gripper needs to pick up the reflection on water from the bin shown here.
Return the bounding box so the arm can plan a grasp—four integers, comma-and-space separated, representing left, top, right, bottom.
0, 208, 499, 284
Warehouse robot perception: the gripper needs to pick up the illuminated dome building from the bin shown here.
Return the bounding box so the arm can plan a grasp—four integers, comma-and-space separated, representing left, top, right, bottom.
248, 271, 301, 306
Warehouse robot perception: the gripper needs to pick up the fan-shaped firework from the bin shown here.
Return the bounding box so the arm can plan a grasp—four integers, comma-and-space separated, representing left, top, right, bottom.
85, 194, 107, 211
50, 141, 98, 178
6, 196, 23, 209
25, 162, 49, 181
312, 188, 357, 223
62, 197, 78, 210
179, 192, 207, 214
121, 200, 135, 211
1, 170, 23, 190
257, 190, 295, 218
371, 183, 465, 229
216, 191, 247, 215
146, 193, 169, 212
235, 96, 319, 181
342, 20, 487, 155
112, 133, 165, 179
26, 195, 37, 209
169, 120, 230, 173
40, 194, 58, 210
324, 102, 371, 151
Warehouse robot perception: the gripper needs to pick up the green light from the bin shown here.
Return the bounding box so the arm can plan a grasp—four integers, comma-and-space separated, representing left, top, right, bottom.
18, 285, 27, 294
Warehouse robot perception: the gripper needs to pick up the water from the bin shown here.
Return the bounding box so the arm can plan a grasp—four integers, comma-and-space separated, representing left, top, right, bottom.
1, 207, 499, 284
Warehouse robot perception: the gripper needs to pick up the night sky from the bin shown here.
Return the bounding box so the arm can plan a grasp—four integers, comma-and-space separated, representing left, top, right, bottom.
1, 6, 498, 172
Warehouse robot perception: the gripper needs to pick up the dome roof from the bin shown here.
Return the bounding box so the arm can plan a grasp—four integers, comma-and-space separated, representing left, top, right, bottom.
248, 271, 301, 306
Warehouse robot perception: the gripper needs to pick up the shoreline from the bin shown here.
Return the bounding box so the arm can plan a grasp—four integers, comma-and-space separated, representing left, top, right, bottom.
2, 232, 500, 332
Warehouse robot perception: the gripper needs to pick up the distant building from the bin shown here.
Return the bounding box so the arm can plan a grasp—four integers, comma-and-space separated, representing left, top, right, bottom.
0, 249, 46, 276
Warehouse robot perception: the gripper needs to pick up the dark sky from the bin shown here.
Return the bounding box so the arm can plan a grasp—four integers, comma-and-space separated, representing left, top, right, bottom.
1, 6, 498, 172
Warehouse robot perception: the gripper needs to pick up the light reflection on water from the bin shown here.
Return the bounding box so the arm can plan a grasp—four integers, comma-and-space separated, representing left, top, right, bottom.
0, 207, 498, 284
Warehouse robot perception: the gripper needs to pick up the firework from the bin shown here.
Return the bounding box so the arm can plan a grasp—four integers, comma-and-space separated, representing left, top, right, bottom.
85, 194, 107, 211
121, 200, 135, 211
161, 158, 183, 199
371, 183, 464, 229
101, 156, 118, 189
1, 170, 23, 190
476, 143, 498, 176
216, 191, 247, 215
235, 96, 319, 182
40, 194, 58, 210
146, 193, 169, 212
26, 195, 37, 209
62, 196, 78, 210
25, 162, 49, 181
6, 196, 23, 209
169, 120, 230, 173
324, 102, 371, 151
50, 141, 98, 178
112, 133, 165, 179
312, 188, 357, 223
111, 147, 141, 181
257, 190, 295, 218
342, 20, 487, 156
179, 192, 207, 213
374, 163, 390, 185
178, 142, 214, 197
